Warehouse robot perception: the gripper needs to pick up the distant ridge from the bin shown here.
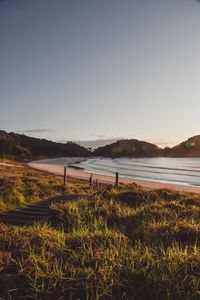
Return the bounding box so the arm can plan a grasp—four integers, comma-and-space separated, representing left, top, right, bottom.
1, 130, 200, 158
93, 136, 200, 158
0, 130, 90, 158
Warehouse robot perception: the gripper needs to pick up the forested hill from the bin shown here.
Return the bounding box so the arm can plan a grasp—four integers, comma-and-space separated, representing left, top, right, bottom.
93, 139, 163, 157
0, 131, 90, 158
164, 136, 200, 157
2, 131, 200, 159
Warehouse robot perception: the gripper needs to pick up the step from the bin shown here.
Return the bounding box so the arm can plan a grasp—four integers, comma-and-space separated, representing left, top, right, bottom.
0, 218, 50, 226
0, 208, 50, 215
10, 211, 50, 217
29, 203, 50, 208
19, 207, 51, 213
0, 213, 49, 221
26, 205, 50, 210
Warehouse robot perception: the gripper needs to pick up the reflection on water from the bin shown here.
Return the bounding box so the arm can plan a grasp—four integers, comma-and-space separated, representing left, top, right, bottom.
71, 157, 200, 186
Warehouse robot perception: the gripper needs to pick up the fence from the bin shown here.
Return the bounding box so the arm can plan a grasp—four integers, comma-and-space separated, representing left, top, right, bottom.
63, 166, 119, 188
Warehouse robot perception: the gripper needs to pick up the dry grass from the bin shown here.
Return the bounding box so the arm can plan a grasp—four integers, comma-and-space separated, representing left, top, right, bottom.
1, 161, 200, 299
0, 160, 91, 211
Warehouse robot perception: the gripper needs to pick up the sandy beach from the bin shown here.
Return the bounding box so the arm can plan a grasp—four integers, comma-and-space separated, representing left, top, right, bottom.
28, 157, 200, 194
0, 162, 21, 168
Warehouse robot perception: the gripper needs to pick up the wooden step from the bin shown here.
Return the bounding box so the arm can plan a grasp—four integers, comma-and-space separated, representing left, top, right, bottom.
1, 208, 50, 215
18, 208, 51, 214
0, 213, 49, 220
0, 218, 49, 226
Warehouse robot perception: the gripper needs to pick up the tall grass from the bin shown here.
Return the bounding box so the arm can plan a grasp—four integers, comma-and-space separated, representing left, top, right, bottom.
1, 161, 200, 299
0, 161, 91, 211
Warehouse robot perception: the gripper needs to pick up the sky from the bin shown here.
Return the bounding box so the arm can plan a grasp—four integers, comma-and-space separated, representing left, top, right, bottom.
1, 0, 200, 147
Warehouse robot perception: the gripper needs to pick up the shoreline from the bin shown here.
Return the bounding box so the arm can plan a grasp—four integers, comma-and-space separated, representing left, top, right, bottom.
28, 157, 200, 194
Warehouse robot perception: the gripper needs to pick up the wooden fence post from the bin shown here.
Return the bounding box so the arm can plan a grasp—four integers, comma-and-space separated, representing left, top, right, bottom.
64, 166, 67, 186
115, 172, 119, 187
89, 173, 93, 186
96, 179, 98, 187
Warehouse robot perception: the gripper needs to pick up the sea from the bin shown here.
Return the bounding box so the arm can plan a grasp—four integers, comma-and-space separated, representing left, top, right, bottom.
71, 157, 200, 187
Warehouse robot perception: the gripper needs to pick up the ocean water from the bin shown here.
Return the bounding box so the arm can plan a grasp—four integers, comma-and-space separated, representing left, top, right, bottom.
71, 157, 200, 186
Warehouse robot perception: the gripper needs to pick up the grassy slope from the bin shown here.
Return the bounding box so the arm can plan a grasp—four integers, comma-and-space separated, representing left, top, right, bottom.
1, 162, 200, 299
0, 160, 90, 211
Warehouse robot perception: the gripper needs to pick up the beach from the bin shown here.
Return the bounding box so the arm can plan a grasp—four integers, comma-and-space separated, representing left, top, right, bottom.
29, 158, 200, 194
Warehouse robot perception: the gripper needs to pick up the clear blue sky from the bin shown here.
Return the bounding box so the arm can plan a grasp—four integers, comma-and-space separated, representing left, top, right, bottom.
1, 0, 200, 147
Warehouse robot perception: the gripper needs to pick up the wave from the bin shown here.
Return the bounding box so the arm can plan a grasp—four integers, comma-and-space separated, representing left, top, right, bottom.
74, 157, 200, 186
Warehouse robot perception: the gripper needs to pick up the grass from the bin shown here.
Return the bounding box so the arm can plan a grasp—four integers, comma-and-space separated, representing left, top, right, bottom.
0, 160, 91, 211
1, 160, 200, 299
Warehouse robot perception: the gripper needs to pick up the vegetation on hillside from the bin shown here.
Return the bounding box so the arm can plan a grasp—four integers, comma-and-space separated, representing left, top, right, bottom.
164, 135, 200, 157
2, 130, 200, 158
0, 130, 90, 159
93, 139, 162, 157
97, 135, 200, 158
0, 162, 200, 299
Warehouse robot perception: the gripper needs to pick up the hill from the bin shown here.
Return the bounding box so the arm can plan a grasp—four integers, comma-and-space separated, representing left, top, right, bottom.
1, 160, 200, 299
0, 130, 90, 158
93, 139, 163, 157
3, 131, 200, 159
164, 135, 200, 157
